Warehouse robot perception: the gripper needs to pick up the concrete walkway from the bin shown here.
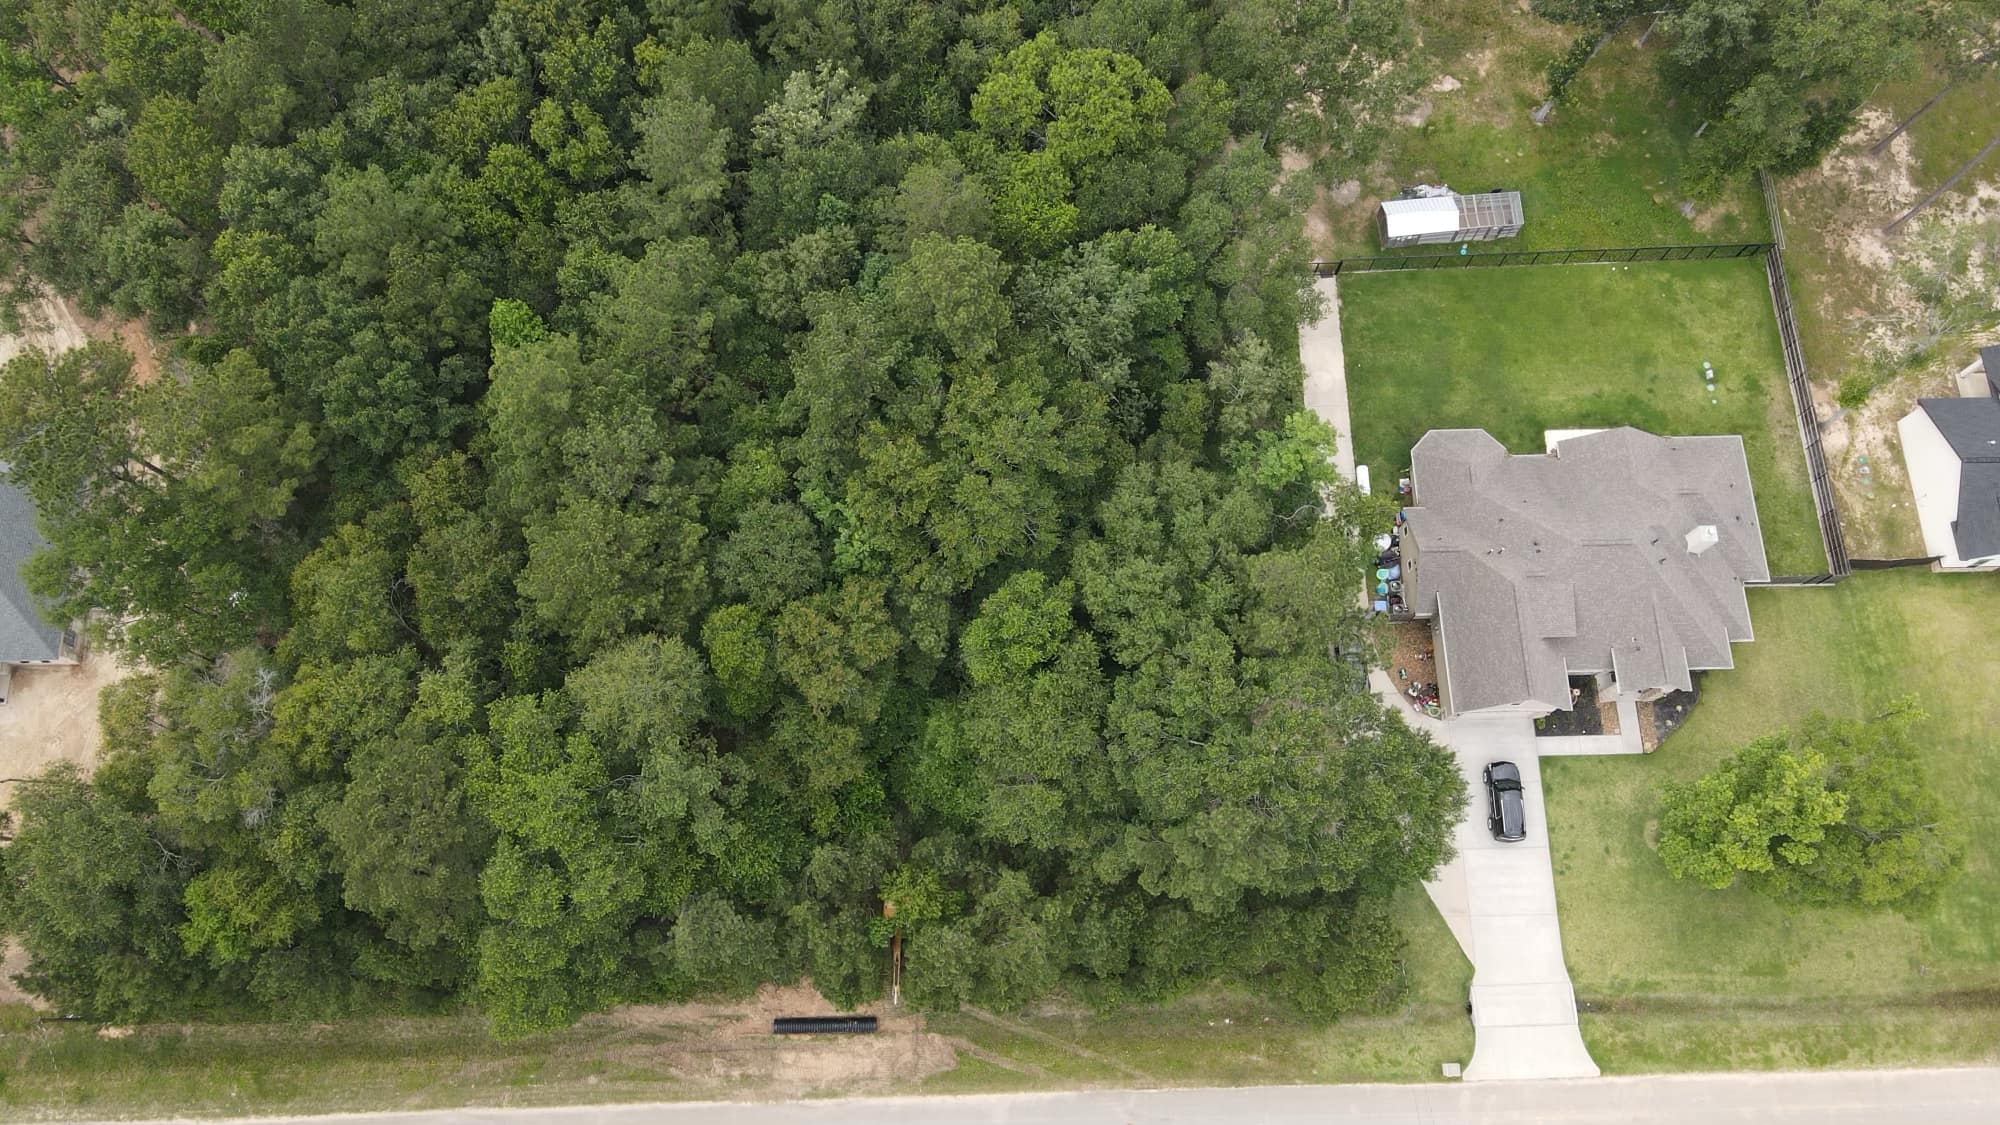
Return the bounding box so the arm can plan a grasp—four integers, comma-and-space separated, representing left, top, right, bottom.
1299, 276, 1355, 481
1615, 694, 1642, 749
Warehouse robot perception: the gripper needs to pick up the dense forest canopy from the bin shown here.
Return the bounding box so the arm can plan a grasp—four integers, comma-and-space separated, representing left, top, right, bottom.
0, 0, 1461, 1034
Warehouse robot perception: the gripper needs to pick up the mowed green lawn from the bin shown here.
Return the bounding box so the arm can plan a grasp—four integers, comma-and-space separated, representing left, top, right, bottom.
1544, 570, 2000, 1071
1340, 259, 1827, 575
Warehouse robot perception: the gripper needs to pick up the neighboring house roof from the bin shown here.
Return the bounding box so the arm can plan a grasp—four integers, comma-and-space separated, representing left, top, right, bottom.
0, 478, 65, 663
1405, 427, 1770, 715
1916, 396, 2000, 560
1980, 345, 2000, 397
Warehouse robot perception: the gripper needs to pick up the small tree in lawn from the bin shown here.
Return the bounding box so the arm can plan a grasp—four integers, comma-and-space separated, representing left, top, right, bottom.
1656, 705, 1965, 911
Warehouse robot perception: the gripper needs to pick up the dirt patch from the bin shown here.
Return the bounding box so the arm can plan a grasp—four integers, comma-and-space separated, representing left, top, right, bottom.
0, 642, 133, 1008
657, 1028, 956, 1095
0, 644, 130, 815
0, 293, 88, 367
1690, 195, 1745, 234
580, 981, 958, 1097
1819, 365, 1953, 559
1304, 185, 1335, 255
0, 294, 159, 382
0, 939, 43, 1011
1774, 99, 2000, 556
1278, 146, 1338, 257
1808, 108, 1922, 272
1395, 97, 1434, 128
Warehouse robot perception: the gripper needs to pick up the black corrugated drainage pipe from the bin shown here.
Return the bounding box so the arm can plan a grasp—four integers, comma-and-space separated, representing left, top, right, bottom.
771, 1015, 879, 1035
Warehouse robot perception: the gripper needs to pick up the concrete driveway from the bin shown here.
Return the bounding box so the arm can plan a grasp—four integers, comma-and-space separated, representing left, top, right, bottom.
1378, 676, 1599, 1081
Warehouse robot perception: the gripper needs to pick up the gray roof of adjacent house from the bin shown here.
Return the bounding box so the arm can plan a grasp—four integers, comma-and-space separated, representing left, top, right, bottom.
1404, 428, 1770, 715
0, 477, 66, 662
1980, 345, 2000, 397
1916, 396, 2000, 560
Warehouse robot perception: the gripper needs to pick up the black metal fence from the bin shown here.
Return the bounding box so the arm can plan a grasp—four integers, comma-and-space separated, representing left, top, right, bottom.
1321, 232, 1854, 585
1314, 241, 1770, 275
1762, 244, 1852, 579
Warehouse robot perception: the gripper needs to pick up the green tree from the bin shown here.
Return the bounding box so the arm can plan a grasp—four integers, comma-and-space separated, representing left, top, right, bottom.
0, 763, 206, 1021
1207, 0, 1422, 172
1543, 0, 1925, 195
125, 94, 225, 229
1657, 708, 1964, 908
0, 342, 310, 663
0, 0, 1467, 1031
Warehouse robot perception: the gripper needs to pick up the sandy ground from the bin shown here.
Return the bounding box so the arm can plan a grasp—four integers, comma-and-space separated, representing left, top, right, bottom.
0, 292, 89, 367
1778, 106, 2000, 559
589, 981, 959, 1096
0, 645, 129, 807
0, 291, 160, 381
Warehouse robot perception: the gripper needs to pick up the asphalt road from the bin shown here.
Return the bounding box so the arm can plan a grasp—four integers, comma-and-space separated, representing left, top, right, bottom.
157, 1067, 2000, 1125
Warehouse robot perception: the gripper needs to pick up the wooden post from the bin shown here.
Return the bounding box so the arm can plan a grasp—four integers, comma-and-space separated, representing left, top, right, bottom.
883, 899, 902, 1007
1871, 84, 1956, 155
1884, 132, 2000, 235
1871, 51, 1998, 156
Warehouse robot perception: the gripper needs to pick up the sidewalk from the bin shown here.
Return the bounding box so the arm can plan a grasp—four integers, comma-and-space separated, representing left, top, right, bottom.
1299, 276, 1355, 482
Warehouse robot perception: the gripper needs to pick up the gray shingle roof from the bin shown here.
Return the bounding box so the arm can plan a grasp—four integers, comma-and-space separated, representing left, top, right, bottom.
1916, 397, 2000, 560
0, 478, 65, 662
1405, 428, 1770, 715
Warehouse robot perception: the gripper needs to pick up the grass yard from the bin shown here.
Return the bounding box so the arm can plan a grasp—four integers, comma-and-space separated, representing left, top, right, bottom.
1543, 570, 2000, 1071
1318, 6, 1767, 258
0, 890, 1473, 1118
1339, 258, 1827, 575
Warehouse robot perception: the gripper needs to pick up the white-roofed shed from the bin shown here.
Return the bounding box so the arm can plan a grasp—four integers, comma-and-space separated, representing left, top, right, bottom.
1378, 189, 1525, 248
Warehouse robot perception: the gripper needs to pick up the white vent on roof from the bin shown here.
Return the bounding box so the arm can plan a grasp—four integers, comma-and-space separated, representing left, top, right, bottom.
1685, 524, 1719, 556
